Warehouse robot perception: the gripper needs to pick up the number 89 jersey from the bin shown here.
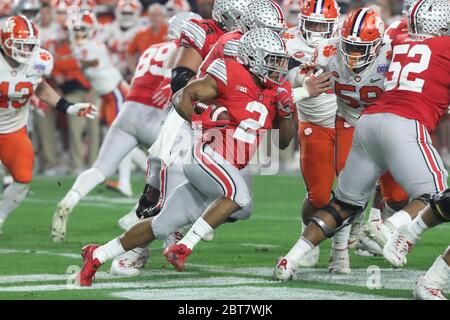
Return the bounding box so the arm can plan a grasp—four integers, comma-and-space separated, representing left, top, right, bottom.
364, 34, 450, 133
0, 48, 53, 134
206, 58, 279, 170
127, 40, 179, 108
315, 37, 392, 127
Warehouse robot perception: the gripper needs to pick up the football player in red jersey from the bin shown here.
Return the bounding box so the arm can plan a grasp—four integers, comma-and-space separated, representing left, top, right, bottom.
50, 12, 199, 243
0, 16, 97, 234
274, 0, 450, 282
75, 28, 296, 285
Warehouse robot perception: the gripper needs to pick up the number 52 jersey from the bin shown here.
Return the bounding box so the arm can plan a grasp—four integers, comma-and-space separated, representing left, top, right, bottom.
364, 34, 450, 133
0, 48, 53, 134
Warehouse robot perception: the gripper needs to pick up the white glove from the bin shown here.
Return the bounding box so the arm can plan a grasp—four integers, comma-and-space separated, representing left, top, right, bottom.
66, 103, 98, 119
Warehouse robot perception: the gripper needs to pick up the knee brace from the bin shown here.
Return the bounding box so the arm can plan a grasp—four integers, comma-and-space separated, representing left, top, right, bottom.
429, 189, 450, 222
309, 197, 364, 238
171, 67, 196, 94
414, 193, 431, 205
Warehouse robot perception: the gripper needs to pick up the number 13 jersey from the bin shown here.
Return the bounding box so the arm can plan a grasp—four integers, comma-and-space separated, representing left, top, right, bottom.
0, 49, 53, 134
364, 34, 450, 132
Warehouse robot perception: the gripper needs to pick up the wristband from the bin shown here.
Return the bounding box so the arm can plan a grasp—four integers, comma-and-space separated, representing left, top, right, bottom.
55, 98, 72, 113
292, 86, 310, 103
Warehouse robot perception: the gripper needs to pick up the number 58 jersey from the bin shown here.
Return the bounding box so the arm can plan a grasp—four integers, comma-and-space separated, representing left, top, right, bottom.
364, 34, 450, 133
315, 37, 392, 127
0, 48, 53, 134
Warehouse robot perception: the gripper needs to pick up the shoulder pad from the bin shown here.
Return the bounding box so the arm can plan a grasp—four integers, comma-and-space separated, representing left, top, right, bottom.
206, 58, 227, 86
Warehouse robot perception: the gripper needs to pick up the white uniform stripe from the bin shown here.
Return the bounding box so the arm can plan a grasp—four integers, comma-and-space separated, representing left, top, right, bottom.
316, 0, 324, 14
416, 122, 442, 192
223, 40, 239, 57
21, 15, 34, 37
206, 59, 227, 85
352, 8, 369, 37
182, 21, 206, 50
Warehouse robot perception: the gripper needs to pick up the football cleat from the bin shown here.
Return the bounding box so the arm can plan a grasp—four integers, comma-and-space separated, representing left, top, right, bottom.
383, 227, 414, 267
51, 202, 72, 243
202, 230, 215, 242
273, 257, 297, 281
76, 244, 102, 287
365, 219, 393, 248
162, 230, 184, 251
298, 245, 320, 267
356, 231, 383, 256
328, 248, 351, 274
414, 275, 447, 300
163, 243, 192, 272
118, 209, 141, 231
105, 180, 133, 198
110, 247, 150, 276
348, 212, 365, 249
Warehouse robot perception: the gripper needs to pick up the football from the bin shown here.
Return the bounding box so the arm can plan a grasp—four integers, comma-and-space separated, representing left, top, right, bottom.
193, 101, 229, 121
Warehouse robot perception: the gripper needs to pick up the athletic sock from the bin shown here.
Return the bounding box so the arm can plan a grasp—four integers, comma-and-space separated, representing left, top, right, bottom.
424, 255, 450, 288
179, 217, 213, 250
0, 182, 29, 221
93, 237, 126, 263
385, 210, 412, 231
285, 237, 314, 265
406, 210, 429, 242
71, 167, 106, 199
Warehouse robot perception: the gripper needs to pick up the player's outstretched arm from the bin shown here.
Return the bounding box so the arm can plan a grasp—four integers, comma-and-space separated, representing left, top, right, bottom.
36, 80, 98, 119
171, 75, 218, 122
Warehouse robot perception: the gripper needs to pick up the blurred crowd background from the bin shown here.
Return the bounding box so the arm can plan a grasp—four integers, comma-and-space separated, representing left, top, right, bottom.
1, 0, 449, 180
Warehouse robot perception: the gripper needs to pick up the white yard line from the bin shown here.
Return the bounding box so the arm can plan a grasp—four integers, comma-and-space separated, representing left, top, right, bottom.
0, 248, 80, 259
112, 286, 402, 300
0, 277, 267, 292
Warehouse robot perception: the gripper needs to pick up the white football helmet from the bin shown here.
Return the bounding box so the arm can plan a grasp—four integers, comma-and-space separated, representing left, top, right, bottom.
212, 0, 253, 31
237, 28, 289, 86
408, 0, 450, 39
18, 0, 42, 22
238, 0, 287, 34
115, 0, 142, 29
167, 11, 202, 40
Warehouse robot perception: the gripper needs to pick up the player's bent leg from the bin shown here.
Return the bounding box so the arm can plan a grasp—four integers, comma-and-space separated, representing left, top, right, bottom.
414, 246, 449, 300
0, 127, 34, 233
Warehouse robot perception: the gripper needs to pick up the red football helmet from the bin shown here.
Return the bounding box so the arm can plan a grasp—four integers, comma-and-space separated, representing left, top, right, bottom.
67, 10, 97, 42
0, 15, 40, 64
299, 0, 340, 47
116, 0, 142, 29
340, 8, 384, 70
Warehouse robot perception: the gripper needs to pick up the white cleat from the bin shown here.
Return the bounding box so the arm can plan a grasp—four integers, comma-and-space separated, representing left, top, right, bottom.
356, 231, 383, 256
414, 275, 447, 300
110, 248, 151, 277
298, 245, 320, 267
273, 257, 297, 281
328, 249, 351, 274
383, 228, 414, 267
202, 230, 215, 242
105, 180, 133, 198
118, 210, 141, 231
365, 219, 392, 248
348, 213, 365, 249
51, 202, 72, 243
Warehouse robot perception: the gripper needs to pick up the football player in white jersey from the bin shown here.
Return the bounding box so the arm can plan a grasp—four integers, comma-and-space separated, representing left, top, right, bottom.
284, 0, 339, 270
99, 0, 143, 80
0, 15, 97, 234
50, 12, 200, 244
273, 8, 410, 280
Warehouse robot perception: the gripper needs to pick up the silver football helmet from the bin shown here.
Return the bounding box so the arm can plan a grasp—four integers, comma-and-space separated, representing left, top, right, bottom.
407, 0, 450, 39
237, 28, 289, 86
212, 0, 253, 32
167, 11, 202, 40
238, 0, 287, 34
402, 0, 415, 16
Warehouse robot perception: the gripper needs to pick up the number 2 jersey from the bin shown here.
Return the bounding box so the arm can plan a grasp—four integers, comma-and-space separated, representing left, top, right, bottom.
0, 49, 53, 134
206, 58, 279, 170
364, 34, 450, 133
127, 39, 179, 107
315, 37, 392, 127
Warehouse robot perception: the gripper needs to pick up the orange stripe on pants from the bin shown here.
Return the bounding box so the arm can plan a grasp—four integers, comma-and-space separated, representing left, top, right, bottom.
0, 127, 34, 183
100, 81, 129, 127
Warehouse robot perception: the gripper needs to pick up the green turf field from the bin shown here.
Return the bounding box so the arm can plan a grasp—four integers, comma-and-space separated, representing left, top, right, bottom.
0, 175, 448, 300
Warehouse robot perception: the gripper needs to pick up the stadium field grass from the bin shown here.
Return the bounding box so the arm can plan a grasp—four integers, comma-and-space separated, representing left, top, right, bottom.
0, 175, 448, 300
